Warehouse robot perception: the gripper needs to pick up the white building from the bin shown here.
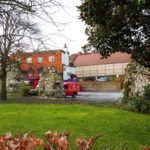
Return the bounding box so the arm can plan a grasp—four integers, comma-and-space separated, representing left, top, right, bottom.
71, 52, 131, 78
61, 51, 76, 80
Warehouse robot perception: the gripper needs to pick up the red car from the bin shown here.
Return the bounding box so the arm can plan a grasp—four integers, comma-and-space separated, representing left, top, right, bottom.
64, 82, 80, 98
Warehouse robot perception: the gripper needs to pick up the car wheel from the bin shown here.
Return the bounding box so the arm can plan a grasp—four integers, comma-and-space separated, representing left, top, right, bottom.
72, 93, 76, 98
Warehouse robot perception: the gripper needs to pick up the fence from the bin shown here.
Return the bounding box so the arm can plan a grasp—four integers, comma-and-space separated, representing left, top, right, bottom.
79, 81, 123, 92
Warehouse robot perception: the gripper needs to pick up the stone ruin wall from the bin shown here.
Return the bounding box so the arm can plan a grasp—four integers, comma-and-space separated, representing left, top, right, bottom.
123, 60, 150, 98
5, 65, 64, 98
6, 67, 21, 93
37, 66, 64, 98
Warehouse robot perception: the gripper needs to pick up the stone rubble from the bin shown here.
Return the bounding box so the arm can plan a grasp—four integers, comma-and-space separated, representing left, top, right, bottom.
38, 66, 64, 98
6, 67, 21, 93
123, 60, 150, 98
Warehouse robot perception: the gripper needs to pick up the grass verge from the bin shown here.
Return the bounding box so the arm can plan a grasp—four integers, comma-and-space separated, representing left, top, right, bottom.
0, 103, 149, 149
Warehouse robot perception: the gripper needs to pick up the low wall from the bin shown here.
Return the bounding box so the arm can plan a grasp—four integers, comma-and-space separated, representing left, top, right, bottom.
79, 81, 123, 92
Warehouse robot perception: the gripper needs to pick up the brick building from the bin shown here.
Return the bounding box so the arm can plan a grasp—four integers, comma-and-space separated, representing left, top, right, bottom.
12, 50, 75, 86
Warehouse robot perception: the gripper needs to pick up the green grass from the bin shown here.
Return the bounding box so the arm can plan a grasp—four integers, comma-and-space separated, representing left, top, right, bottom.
0, 103, 150, 149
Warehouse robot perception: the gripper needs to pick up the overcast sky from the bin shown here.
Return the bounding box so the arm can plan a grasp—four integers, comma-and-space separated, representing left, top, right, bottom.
40, 0, 87, 54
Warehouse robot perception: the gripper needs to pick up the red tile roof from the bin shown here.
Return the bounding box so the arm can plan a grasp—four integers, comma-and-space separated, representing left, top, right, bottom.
70, 54, 78, 63
72, 52, 131, 67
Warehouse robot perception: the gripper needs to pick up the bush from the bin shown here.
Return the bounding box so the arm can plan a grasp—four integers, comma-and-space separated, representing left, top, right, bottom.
122, 84, 150, 113
20, 82, 32, 97
143, 84, 150, 100
127, 96, 145, 113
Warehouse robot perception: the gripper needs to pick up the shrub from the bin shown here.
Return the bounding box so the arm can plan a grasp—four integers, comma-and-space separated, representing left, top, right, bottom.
126, 96, 150, 113
143, 84, 150, 100
122, 84, 150, 113
127, 96, 144, 113
20, 82, 32, 97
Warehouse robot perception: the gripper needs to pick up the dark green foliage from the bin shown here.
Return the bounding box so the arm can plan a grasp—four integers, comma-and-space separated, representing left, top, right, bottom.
20, 82, 32, 97
122, 84, 150, 113
143, 84, 150, 100
126, 96, 147, 113
78, 0, 150, 67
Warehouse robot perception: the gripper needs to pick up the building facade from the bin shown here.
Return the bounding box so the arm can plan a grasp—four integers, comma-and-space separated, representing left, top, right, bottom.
71, 52, 131, 78
13, 50, 75, 81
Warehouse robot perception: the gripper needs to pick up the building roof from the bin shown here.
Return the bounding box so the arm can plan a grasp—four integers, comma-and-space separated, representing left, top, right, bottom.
70, 54, 78, 62
72, 52, 131, 67
15, 49, 65, 55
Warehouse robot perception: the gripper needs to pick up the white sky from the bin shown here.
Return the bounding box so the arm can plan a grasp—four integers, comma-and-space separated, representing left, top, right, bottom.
40, 0, 87, 54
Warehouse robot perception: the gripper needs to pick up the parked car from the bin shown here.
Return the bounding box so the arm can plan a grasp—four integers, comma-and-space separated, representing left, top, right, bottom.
96, 76, 109, 81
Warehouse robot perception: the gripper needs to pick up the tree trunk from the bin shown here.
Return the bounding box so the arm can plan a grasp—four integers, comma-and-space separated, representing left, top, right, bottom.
0, 61, 7, 101
0, 75, 7, 101
0, 79, 2, 100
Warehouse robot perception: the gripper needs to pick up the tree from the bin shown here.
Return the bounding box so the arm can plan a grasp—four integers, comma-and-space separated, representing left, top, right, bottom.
0, 0, 61, 12
0, 1, 62, 25
0, 0, 62, 100
78, 0, 150, 67
0, 0, 32, 11
0, 8, 40, 100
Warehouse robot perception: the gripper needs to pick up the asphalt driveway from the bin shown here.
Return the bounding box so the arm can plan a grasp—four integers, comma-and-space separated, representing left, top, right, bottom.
76, 92, 123, 102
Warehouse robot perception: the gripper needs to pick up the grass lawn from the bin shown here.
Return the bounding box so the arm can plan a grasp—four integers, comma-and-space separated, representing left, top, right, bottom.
0, 103, 150, 149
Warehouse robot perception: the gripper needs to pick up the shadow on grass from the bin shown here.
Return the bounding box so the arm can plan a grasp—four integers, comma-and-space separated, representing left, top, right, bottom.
2, 93, 117, 107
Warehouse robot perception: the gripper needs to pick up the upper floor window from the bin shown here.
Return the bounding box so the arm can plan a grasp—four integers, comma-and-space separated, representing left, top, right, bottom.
27, 57, 32, 63
49, 56, 55, 62
38, 57, 43, 63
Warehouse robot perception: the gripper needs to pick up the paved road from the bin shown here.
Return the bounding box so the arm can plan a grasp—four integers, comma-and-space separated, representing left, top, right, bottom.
76, 92, 123, 102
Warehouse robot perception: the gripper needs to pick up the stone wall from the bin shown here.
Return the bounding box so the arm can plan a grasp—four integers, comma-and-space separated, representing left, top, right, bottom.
38, 66, 64, 98
79, 81, 122, 92
123, 60, 150, 98
6, 67, 21, 93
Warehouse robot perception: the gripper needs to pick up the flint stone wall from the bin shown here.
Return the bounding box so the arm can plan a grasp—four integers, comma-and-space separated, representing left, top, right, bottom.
38, 66, 64, 98
123, 60, 150, 98
6, 67, 21, 93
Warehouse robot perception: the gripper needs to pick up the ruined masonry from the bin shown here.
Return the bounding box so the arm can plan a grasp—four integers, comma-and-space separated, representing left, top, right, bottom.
38, 66, 64, 98
124, 60, 150, 98
6, 67, 21, 93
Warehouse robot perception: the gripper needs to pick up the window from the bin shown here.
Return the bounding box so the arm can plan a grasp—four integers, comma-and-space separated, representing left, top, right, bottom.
27, 57, 32, 63
38, 57, 43, 63
49, 56, 55, 62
